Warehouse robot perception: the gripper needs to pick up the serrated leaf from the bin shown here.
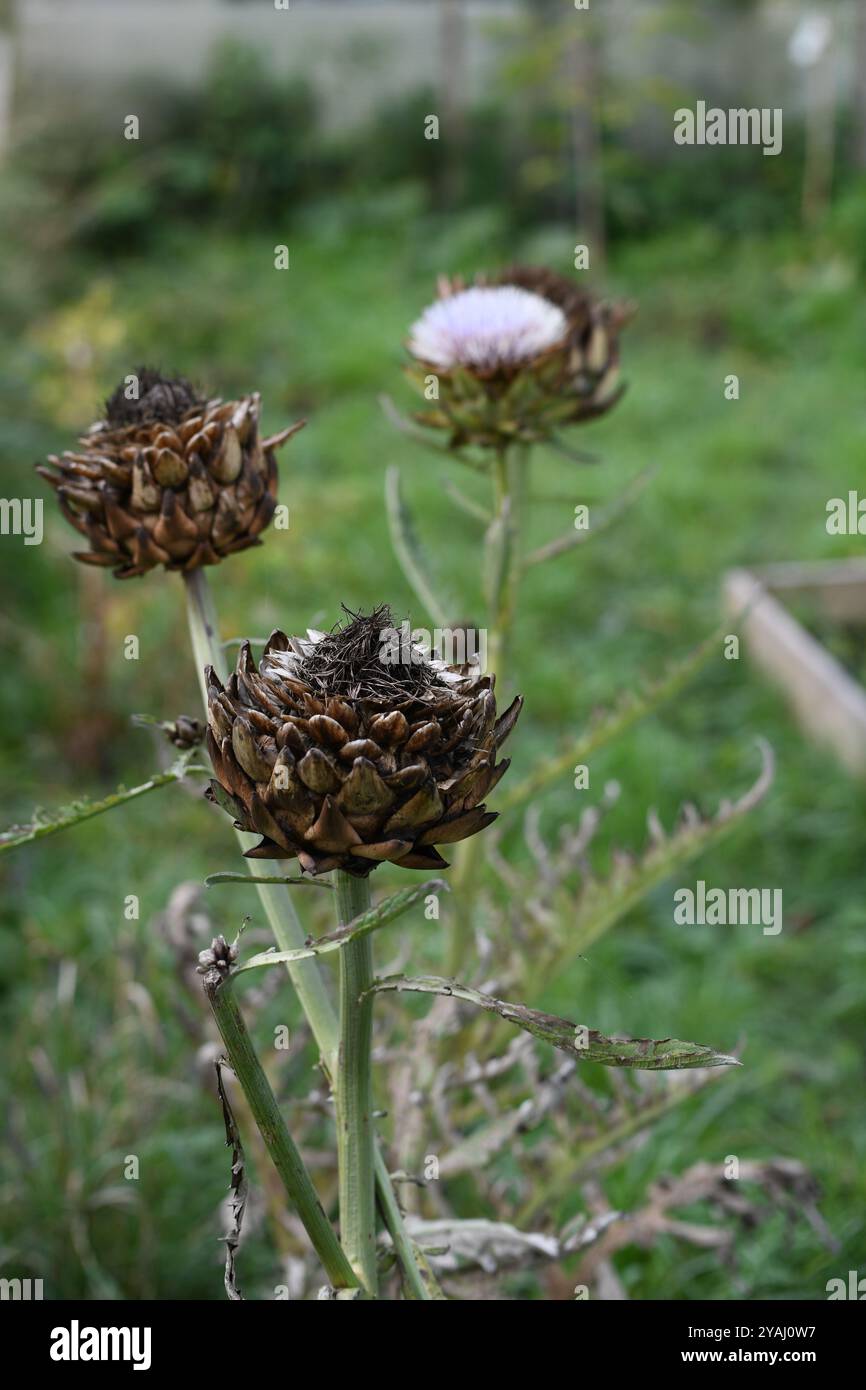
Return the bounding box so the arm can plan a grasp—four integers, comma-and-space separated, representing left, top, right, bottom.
397, 1217, 560, 1273
0, 748, 199, 856
234, 878, 447, 976
499, 621, 728, 813
369, 976, 740, 1071
566, 739, 774, 959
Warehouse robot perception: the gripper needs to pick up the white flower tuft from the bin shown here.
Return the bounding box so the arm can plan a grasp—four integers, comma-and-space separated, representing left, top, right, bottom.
408, 285, 567, 372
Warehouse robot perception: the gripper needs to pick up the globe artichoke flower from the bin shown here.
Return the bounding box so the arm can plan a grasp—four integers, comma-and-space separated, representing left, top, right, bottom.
37, 369, 303, 579
405, 266, 632, 451
204, 607, 522, 877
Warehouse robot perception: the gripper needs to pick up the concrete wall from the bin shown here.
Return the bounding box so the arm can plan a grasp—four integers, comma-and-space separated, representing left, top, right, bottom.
7, 0, 863, 136
12, 1, 518, 131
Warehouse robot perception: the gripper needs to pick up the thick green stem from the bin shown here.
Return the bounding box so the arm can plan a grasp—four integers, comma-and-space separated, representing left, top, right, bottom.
202, 964, 358, 1291
182, 569, 338, 1072
486, 443, 527, 688
334, 871, 378, 1295
447, 443, 528, 977
184, 564, 228, 691
183, 569, 438, 1296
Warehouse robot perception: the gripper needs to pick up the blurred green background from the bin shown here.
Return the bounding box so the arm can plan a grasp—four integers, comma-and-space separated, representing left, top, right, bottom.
1, 0, 864, 1299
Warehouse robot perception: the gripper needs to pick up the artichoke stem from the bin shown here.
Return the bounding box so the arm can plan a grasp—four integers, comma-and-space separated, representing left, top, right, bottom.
334, 871, 379, 1296
202, 960, 359, 1292
182, 567, 339, 1070
183, 565, 228, 694
449, 443, 528, 977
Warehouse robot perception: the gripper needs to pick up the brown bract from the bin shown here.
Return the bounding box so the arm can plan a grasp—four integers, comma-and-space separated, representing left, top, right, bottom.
37, 369, 304, 579
204, 608, 523, 878
407, 265, 634, 450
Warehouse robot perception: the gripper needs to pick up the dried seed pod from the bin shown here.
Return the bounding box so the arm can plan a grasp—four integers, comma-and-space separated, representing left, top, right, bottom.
37, 368, 304, 578
204, 605, 522, 877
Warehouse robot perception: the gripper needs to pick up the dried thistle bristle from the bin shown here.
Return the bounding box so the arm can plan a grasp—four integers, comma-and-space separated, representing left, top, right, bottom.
104, 367, 204, 428
298, 605, 448, 703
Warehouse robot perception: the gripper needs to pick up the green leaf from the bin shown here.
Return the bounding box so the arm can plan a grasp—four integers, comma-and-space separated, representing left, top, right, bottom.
368, 976, 741, 1071
379, 393, 487, 472
499, 621, 727, 813
384, 466, 452, 627
565, 739, 774, 960
394, 1218, 560, 1274
0, 748, 200, 856
234, 878, 448, 976
204, 871, 331, 890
